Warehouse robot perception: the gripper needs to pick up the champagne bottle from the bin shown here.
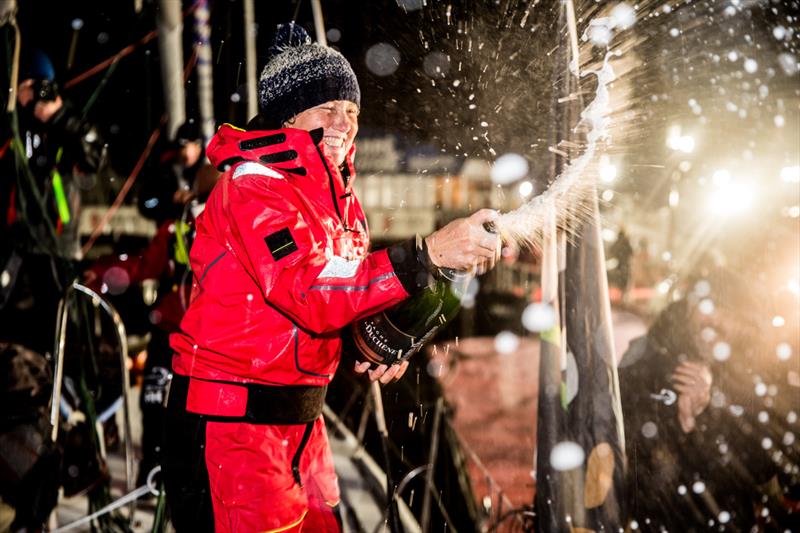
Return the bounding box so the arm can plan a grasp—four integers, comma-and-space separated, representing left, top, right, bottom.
342, 268, 472, 366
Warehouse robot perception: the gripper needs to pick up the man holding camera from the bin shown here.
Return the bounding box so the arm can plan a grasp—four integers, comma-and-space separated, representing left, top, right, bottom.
0, 49, 106, 355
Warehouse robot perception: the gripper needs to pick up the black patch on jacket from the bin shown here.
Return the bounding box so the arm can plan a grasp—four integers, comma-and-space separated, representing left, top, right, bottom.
265, 228, 298, 261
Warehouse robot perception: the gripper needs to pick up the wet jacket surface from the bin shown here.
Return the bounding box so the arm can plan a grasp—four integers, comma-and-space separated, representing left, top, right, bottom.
170, 124, 417, 395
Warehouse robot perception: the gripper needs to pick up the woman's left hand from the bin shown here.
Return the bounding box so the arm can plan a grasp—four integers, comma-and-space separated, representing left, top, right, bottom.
354, 360, 410, 384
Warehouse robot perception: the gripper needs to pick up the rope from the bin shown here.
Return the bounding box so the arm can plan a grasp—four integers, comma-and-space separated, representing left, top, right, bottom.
78, 117, 165, 258
79, 49, 198, 258
51, 466, 162, 533
64, 0, 201, 90
64, 29, 157, 90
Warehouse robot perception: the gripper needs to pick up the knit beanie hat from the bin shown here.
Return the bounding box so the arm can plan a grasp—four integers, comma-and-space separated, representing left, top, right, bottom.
257, 22, 360, 129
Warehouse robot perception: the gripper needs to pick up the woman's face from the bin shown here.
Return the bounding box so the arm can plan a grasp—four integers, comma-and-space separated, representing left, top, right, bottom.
288, 100, 359, 166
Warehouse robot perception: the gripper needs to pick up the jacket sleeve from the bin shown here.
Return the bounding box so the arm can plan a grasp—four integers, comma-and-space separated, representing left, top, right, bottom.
220, 172, 430, 334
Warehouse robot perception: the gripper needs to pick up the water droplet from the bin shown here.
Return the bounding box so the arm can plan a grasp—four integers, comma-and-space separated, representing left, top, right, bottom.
522, 303, 556, 333
641, 421, 658, 439
490, 153, 529, 184
550, 441, 585, 471
713, 342, 731, 362
777, 343, 793, 361
494, 331, 520, 354
365, 43, 401, 76
698, 299, 715, 315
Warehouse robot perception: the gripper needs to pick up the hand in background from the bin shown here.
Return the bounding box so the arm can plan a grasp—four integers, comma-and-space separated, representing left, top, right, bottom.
672, 361, 712, 433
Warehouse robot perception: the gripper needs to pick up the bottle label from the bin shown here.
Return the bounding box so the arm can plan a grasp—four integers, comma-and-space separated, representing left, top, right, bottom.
351, 311, 437, 365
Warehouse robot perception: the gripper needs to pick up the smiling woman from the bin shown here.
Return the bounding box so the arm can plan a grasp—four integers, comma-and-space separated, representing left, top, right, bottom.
160, 20, 500, 533
288, 100, 359, 166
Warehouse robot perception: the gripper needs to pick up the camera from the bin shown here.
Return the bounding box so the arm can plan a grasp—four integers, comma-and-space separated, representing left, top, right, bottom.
31, 79, 59, 104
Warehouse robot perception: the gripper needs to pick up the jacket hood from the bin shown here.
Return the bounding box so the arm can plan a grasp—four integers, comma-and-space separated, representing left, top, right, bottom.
206, 124, 356, 183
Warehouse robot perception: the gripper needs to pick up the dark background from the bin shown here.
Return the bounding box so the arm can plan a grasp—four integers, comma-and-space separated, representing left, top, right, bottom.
5, 0, 569, 183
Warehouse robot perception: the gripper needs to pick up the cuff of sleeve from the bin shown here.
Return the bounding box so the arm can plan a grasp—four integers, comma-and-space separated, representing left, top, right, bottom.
387, 236, 435, 296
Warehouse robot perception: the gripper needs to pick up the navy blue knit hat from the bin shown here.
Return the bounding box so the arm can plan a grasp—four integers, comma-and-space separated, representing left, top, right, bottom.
257, 23, 360, 129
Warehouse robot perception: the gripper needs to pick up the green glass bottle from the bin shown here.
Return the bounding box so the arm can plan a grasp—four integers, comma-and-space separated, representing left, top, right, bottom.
342, 269, 471, 366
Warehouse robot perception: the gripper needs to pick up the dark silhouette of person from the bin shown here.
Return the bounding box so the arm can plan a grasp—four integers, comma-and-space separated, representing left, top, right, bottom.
609, 227, 634, 299
136, 120, 204, 226
620, 295, 797, 531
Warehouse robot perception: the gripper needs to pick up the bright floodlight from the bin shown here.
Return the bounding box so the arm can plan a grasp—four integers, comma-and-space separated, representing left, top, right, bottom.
712, 169, 731, 185
781, 165, 800, 183
599, 155, 617, 183
675, 135, 695, 153
788, 279, 799, 297
491, 153, 529, 185
669, 189, 680, 207
709, 180, 755, 215
667, 128, 695, 153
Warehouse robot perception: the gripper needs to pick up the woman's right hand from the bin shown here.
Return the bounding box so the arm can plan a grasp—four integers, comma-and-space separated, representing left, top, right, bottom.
424, 209, 501, 274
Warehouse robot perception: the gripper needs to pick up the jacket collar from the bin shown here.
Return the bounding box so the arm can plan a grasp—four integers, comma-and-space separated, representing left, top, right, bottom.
206, 123, 356, 187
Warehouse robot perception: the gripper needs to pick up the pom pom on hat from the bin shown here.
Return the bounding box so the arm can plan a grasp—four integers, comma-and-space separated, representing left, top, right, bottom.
256, 22, 360, 129
267, 22, 312, 57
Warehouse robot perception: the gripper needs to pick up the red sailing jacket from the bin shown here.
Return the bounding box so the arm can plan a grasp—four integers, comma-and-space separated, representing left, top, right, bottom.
170, 125, 423, 401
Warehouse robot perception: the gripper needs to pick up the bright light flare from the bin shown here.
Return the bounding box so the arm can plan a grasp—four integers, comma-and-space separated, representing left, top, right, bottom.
669, 189, 680, 208
667, 126, 695, 153
599, 155, 617, 183
708, 179, 755, 216
781, 166, 800, 183
788, 279, 799, 297
712, 169, 732, 186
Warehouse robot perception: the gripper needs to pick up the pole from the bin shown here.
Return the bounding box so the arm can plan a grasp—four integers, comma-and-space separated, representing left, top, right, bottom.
371, 381, 401, 533
310, 0, 327, 46
0, 0, 20, 112
243, 0, 257, 121
420, 396, 444, 531
157, 0, 185, 139
193, 0, 214, 147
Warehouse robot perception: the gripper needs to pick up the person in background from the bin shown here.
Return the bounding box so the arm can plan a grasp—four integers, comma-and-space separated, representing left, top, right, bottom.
137, 119, 205, 226
619, 294, 797, 530
161, 22, 500, 533
0, 49, 106, 356
609, 226, 634, 302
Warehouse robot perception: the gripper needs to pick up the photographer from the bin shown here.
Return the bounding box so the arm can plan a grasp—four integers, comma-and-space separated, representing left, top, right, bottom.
0, 49, 106, 356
